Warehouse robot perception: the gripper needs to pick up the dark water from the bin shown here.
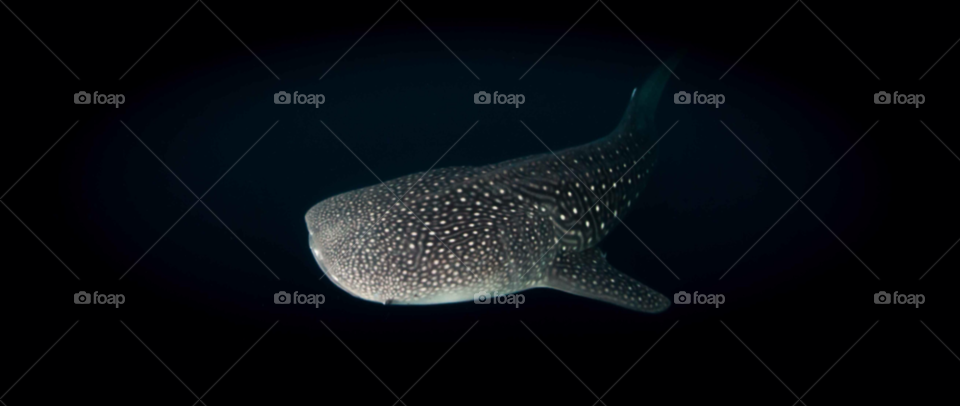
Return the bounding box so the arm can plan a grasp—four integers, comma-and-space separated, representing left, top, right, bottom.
2, 1, 957, 404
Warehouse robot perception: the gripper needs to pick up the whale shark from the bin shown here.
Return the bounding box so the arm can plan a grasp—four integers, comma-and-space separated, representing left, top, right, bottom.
306, 64, 675, 312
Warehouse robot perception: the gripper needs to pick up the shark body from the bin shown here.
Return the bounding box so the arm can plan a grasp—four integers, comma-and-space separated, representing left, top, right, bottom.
306, 65, 674, 312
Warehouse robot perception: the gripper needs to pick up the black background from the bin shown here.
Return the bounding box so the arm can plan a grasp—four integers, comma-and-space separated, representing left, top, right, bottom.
1, 0, 958, 405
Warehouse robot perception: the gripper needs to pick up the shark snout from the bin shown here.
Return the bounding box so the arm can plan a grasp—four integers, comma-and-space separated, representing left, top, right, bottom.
305, 204, 333, 276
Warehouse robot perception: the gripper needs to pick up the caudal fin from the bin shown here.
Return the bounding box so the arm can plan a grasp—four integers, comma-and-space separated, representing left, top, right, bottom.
615, 54, 683, 136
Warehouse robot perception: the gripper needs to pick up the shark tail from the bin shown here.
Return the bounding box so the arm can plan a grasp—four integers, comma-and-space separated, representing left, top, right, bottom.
615, 53, 682, 136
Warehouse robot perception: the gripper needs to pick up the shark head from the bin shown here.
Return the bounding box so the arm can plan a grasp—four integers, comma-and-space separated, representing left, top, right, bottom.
305, 174, 514, 306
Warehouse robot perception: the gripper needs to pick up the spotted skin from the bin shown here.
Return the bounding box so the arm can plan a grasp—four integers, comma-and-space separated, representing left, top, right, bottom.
307, 64, 675, 312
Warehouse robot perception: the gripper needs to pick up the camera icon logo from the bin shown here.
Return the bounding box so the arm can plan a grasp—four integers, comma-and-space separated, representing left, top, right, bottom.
874, 291, 891, 304
474, 91, 491, 104
274, 291, 291, 304
874, 91, 891, 104
74, 291, 91, 304
474, 292, 491, 304
673, 91, 691, 104
274, 91, 291, 104
74, 91, 91, 104
674, 291, 691, 304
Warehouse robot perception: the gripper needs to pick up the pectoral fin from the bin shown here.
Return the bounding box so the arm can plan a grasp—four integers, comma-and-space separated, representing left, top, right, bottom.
540, 248, 670, 313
